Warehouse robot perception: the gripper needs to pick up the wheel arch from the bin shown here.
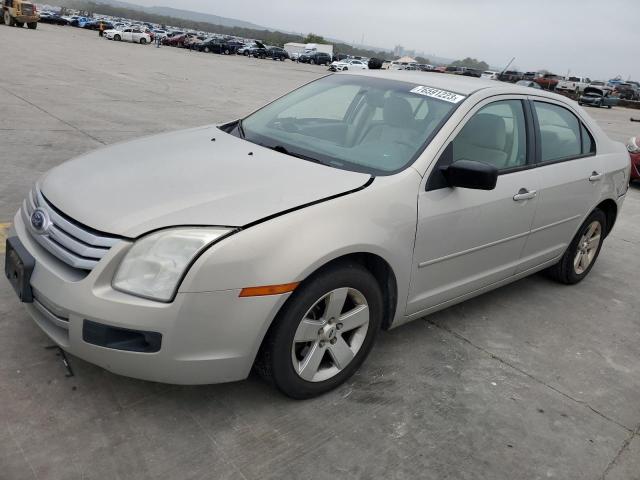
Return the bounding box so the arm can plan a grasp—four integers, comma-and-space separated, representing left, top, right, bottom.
303, 252, 399, 331
595, 198, 617, 237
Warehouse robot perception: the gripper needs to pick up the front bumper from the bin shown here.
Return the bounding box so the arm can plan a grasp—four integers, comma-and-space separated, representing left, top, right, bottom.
15, 15, 39, 23
10, 209, 288, 385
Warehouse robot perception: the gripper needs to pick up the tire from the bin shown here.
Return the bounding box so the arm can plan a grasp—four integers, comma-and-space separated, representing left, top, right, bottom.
280, 57, 285, 61
244, 50, 249, 56
15, 21, 24, 28
204, 46, 210, 53
139, 38, 146, 44
343, 67, 348, 71
607, 105, 612, 109
545, 209, 607, 284
114, 34, 121, 41
224, 48, 230, 55
310, 59, 316, 65
256, 262, 383, 399
27, 22, 37, 29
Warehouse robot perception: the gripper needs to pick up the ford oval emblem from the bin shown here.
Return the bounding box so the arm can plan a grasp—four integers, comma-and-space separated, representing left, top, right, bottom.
30, 208, 51, 235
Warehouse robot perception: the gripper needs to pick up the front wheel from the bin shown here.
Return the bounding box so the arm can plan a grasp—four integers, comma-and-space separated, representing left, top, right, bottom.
257, 263, 383, 399
310, 59, 316, 65
114, 34, 121, 41
546, 209, 606, 284
139, 38, 146, 44
27, 22, 37, 29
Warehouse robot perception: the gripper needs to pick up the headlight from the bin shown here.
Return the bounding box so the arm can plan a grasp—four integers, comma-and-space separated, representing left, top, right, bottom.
112, 228, 232, 302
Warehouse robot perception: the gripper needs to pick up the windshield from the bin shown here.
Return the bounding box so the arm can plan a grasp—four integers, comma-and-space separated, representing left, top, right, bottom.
240, 75, 461, 175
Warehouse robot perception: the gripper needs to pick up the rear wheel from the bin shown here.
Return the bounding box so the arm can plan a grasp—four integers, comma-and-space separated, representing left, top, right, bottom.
546, 209, 606, 284
310, 59, 316, 65
5, 12, 16, 26
224, 48, 230, 55
27, 22, 37, 29
139, 38, 146, 44
204, 46, 210, 53
257, 263, 383, 399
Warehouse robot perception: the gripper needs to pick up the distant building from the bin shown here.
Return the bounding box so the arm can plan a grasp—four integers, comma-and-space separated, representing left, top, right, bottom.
393, 45, 404, 57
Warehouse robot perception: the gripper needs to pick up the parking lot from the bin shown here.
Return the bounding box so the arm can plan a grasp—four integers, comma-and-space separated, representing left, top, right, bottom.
1, 24, 639, 480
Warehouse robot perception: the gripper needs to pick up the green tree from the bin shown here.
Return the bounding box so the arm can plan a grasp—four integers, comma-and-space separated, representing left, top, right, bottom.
415, 56, 430, 64
450, 57, 489, 71
302, 33, 328, 44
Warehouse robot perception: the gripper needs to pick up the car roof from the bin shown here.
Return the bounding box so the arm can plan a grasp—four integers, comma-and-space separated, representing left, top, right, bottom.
340, 70, 562, 97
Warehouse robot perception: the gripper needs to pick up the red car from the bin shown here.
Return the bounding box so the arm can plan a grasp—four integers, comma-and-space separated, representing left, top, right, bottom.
627, 136, 640, 182
534, 73, 563, 90
162, 34, 187, 47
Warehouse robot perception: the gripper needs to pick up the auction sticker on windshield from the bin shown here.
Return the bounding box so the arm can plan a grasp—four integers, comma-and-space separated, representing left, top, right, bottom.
410, 86, 466, 103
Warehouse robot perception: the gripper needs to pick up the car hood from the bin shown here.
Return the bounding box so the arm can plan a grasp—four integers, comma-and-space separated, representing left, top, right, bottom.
40, 125, 371, 238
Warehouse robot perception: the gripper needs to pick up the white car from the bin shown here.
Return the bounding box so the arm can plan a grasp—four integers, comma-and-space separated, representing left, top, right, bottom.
481, 70, 499, 80
329, 59, 368, 72
6, 72, 630, 399
105, 28, 152, 44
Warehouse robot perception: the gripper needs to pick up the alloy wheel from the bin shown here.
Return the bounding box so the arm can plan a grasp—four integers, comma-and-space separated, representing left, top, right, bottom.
574, 221, 601, 274
291, 287, 369, 382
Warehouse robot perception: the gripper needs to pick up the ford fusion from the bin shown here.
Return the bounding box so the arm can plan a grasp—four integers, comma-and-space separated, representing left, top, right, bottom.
5, 72, 630, 398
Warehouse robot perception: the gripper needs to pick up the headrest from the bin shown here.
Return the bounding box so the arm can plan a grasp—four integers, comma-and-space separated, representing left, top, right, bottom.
383, 96, 414, 128
459, 113, 506, 150
364, 90, 386, 108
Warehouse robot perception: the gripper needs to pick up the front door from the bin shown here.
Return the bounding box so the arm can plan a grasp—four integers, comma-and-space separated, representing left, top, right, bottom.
407, 98, 539, 315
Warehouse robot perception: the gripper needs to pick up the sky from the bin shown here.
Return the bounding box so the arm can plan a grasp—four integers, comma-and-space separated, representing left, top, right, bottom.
129, 0, 638, 80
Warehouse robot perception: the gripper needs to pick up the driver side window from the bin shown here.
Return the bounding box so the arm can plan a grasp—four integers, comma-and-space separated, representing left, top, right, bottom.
452, 100, 527, 170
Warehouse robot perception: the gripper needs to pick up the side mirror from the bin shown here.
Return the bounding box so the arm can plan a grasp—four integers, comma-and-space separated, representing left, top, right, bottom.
441, 159, 498, 190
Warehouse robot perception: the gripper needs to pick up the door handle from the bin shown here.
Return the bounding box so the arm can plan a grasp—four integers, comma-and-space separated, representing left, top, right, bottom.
513, 188, 537, 201
589, 171, 604, 182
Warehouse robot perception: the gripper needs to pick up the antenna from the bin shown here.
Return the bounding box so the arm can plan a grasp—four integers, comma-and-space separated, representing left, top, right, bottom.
501, 56, 516, 75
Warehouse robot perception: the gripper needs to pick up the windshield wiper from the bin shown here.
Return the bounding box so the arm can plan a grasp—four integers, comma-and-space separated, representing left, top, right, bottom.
269, 144, 328, 166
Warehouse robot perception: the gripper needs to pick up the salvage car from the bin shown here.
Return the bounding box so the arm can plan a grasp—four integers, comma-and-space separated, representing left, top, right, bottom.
298, 51, 332, 65
264, 47, 289, 61
627, 136, 640, 182
579, 86, 618, 108
105, 27, 151, 44
329, 58, 369, 71
535, 73, 563, 91
38, 11, 68, 25
5, 72, 630, 399
199, 38, 242, 54
556, 76, 591, 93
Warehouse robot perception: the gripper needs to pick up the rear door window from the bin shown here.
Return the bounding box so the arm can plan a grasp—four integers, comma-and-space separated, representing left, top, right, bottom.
533, 102, 582, 162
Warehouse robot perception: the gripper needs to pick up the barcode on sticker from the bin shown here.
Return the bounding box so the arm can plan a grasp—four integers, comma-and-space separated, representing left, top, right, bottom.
410, 86, 466, 103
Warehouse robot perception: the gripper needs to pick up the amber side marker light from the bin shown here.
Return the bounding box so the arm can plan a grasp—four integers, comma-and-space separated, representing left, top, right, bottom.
239, 282, 300, 297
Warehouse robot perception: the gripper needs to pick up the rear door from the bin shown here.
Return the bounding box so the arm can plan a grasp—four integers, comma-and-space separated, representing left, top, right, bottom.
407, 97, 539, 314
516, 99, 603, 272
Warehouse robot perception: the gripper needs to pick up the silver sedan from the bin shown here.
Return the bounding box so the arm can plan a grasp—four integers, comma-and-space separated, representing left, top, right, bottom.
5, 71, 630, 398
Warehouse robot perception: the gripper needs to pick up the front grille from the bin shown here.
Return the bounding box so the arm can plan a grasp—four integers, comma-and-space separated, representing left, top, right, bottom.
21, 4, 34, 15
22, 188, 120, 270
